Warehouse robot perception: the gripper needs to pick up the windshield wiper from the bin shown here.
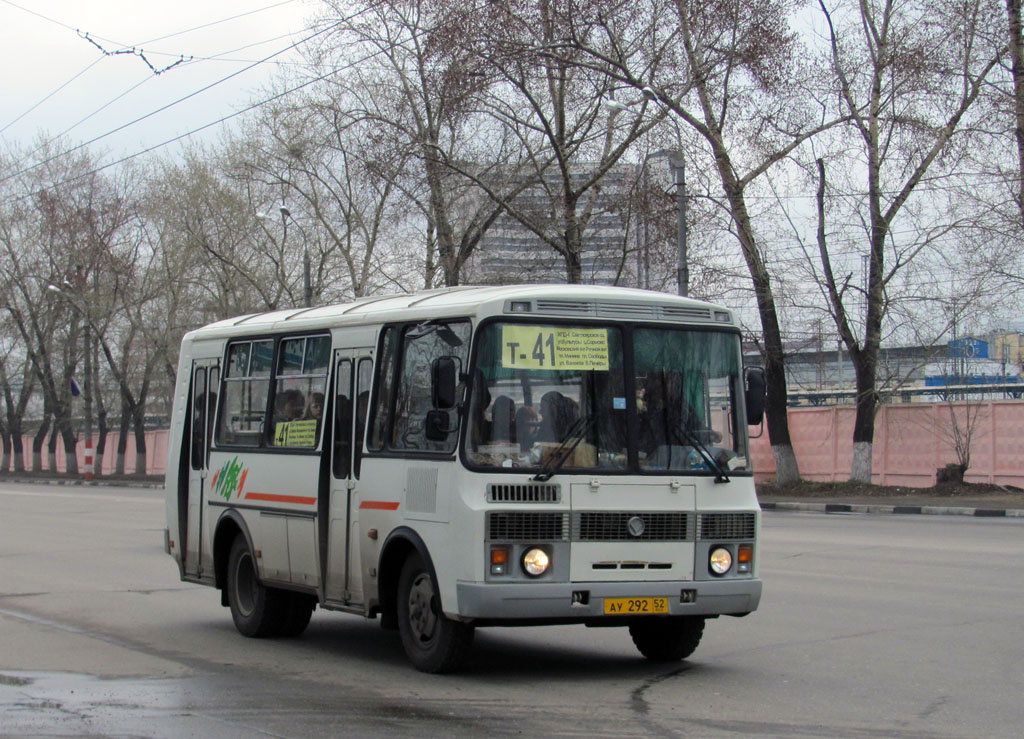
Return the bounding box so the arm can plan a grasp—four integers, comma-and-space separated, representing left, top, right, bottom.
670, 424, 730, 484
532, 415, 596, 482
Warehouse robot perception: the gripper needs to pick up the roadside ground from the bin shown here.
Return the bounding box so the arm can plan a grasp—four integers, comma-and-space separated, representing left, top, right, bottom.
0, 472, 162, 488
757, 479, 1024, 512
3, 471, 1023, 513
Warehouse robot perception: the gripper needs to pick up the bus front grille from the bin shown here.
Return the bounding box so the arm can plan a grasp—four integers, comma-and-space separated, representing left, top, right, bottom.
698, 512, 757, 540
573, 512, 692, 541
487, 483, 561, 503
487, 512, 569, 541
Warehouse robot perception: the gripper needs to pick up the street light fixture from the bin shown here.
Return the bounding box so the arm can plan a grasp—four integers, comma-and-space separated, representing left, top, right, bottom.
604, 93, 688, 297
46, 282, 94, 481
257, 206, 312, 308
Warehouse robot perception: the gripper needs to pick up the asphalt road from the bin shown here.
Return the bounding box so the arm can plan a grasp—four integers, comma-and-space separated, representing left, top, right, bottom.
1, 482, 1022, 738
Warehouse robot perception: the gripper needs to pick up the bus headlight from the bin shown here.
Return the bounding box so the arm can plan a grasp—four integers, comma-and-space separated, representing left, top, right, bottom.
709, 547, 733, 576
522, 547, 551, 577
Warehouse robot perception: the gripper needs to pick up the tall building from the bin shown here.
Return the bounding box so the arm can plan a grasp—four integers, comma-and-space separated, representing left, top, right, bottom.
468, 164, 635, 285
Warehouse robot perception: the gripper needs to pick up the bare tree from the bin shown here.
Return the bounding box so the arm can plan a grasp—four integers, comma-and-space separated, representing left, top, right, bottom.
429, 1, 663, 284
153, 148, 291, 317
231, 91, 414, 299
0, 141, 127, 474
555, 0, 846, 482
316, 0, 527, 286
1006, 0, 1024, 224
815, 0, 1002, 482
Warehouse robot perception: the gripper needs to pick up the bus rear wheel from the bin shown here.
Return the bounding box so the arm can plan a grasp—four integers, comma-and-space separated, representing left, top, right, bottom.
226, 534, 286, 637
397, 553, 474, 673
629, 616, 705, 662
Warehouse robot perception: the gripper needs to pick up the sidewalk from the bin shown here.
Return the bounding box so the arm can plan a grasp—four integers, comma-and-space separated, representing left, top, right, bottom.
5, 473, 1024, 518
0, 473, 163, 489
757, 479, 1024, 518
759, 498, 1024, 518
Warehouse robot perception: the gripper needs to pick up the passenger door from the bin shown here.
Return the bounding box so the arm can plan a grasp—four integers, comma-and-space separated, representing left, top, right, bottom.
324, 350, 373, 605
185, 359, 219, 579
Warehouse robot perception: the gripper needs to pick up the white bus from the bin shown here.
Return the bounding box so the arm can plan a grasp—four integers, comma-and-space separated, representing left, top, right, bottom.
164, 285, 765, 672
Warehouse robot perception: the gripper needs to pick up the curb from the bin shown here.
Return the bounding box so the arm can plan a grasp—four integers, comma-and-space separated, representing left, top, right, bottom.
761, 501, 1024, 518
0, 477, 162, 490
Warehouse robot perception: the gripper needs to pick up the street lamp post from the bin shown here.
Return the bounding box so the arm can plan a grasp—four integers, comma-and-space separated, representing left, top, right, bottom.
635, 148, 687, 295
280, 207, 312, 308
670, 152, 688, 297
606, 96, 688, 296
259, 207, 312, 308
47, 280, 94, 481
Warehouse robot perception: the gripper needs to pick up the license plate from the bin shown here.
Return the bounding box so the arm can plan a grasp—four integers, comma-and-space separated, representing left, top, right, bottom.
603, 596, 670, 615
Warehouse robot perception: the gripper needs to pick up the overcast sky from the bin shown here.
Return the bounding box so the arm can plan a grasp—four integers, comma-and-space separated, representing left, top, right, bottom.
1, 0, 317, 166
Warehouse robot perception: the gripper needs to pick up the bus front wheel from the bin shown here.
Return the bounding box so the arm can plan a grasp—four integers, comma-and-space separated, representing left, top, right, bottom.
226, 534, 286, 637
629, 616, 705, 662
396, 553, 474, 673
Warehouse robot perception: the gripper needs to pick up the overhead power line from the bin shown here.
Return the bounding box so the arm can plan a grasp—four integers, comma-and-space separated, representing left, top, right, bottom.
0, 19, 345, 186
0, 0, 301, 138
5, 0, 498, 198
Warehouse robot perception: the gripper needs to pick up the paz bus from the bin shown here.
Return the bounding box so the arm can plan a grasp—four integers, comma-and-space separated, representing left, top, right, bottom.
164, 284, 765, 672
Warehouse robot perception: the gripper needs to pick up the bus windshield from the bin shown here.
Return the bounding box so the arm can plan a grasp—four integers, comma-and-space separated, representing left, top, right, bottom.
466, 322, 751, 476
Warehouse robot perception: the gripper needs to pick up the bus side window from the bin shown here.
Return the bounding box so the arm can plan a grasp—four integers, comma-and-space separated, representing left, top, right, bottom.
354, 359, 372, 477
333, 360, 352, 478
271, 335, 330, 449
217, 340, 272, 447
206, 368, 219, 466
190, 368, 207, 471
391, 321, 470, 452
368, 327, 397, 451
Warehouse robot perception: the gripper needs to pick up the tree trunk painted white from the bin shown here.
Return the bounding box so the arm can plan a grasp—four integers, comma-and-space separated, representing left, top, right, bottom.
134, 451, 147, 476
771, 443, 800, 485
116, 452, 126, 476
851, 441, 873, 483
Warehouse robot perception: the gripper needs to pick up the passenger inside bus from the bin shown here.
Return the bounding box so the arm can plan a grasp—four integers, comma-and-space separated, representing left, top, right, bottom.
536, 391, 579, 442
637, 372, 728, 468
302, 392, 325, 423
489, 395, 516, 444
276, 388, 305, 421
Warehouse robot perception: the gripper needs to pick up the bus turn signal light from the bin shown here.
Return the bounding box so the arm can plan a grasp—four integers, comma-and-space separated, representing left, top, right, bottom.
737, 544, 753, 574
490, 547, 509, 575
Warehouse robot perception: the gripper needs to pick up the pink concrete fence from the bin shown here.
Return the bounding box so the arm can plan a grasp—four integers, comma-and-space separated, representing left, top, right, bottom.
4, 430, 170, 477
750, 400, 1024, 488
6, 400, 1024, 488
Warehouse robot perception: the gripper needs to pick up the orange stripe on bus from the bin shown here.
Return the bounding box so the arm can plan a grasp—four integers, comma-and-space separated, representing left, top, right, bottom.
360, 500, 400, 510
244, 492, 317, 505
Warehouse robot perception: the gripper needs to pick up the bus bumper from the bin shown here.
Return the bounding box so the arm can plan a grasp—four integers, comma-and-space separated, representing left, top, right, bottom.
455, 579, 762, 621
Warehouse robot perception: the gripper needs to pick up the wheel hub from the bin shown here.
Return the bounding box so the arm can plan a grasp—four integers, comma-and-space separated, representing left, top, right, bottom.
407, 572, 437, 643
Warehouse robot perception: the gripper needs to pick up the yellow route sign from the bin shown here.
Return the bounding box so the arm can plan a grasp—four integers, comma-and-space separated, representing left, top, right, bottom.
274, 419, 318, 447
500, 326, 609, 371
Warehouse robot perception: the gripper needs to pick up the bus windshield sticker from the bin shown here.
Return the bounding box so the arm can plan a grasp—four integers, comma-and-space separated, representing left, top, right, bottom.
501, 326, 610, 371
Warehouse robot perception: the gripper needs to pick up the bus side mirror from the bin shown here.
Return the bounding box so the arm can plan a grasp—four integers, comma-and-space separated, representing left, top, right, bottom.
432, 356, 458, 410
744, 367, 766, 426
424, 410, 453, 441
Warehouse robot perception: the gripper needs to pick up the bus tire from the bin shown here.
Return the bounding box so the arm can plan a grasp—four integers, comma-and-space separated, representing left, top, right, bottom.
226, 534, 286, 638
397, 553, 474, 673
279, 593, 316, 637
629, 616, 705, 662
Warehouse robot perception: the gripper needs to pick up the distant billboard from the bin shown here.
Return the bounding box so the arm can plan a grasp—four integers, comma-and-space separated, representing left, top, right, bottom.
948, 338, 988, 359
925, 373, 1023, 387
